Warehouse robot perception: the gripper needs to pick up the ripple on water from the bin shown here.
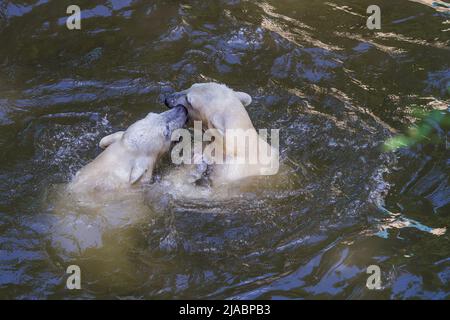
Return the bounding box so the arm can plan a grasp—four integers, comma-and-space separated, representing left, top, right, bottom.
0, 0, 448, 299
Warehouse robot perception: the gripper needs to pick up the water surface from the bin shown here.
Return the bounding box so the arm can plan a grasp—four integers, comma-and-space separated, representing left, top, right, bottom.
0, 0, 449, 299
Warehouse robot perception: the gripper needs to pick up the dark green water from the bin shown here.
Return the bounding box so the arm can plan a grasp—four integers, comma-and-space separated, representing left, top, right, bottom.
0, 0, 448, 299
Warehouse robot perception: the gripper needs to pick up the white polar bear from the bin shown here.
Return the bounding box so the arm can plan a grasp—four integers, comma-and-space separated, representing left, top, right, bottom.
48, 106, 187, 255
164, 82, 279, 186
68, 106, 187, 195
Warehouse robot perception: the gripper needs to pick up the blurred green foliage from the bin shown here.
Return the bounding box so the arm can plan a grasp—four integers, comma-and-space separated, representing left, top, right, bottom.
383, 107, 450, 152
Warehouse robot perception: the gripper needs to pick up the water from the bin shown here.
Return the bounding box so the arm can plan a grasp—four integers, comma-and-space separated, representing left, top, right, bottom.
0, 0, 449, 299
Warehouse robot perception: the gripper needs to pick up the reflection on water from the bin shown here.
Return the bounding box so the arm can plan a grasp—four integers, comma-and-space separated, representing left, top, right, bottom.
0, 0, 449, 299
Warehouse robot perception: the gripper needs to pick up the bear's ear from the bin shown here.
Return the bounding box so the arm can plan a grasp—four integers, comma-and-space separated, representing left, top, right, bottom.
99, 131, 124, 149
235, 91, 252, 107
129, 157, 150, 184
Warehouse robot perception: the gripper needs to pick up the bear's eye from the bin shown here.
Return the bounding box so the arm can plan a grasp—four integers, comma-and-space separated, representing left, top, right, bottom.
163, 124, 170, 138
185, 94, 193, 108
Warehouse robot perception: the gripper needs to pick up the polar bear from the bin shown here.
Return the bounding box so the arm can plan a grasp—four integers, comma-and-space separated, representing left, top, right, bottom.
68, 106, 187, 195
164, 82, 279, 186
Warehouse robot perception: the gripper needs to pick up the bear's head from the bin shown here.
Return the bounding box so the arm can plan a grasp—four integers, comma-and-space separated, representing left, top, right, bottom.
164, 82, 252, 126
123, 106, 187, 158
